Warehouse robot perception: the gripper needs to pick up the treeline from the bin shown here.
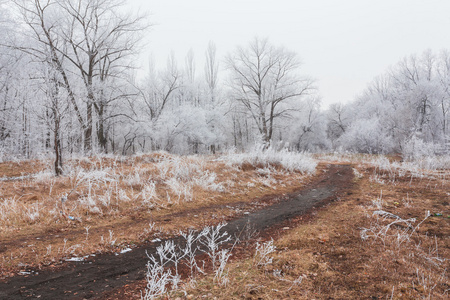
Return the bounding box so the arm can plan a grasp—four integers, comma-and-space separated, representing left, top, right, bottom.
0, 1, 449, 175
329, 50, 450, 157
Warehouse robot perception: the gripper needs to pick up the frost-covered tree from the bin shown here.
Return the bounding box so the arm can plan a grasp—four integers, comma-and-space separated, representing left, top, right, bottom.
12, 0, 147, 154
204, 41, 219, 104
332, 49, 450, 156
134, 46, 228, 155
286, 97, 329, 151
326, 102, 351, 148
226, 37, 313, 147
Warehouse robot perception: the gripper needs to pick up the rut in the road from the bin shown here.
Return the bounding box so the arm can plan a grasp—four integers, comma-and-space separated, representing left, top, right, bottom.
0, 164, 353, 300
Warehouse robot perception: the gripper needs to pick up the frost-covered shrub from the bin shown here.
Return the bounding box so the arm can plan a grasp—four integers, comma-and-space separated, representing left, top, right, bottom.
141, 181, 160, 206
170, 159, 203, 181
402, 136, 436, 161
337, 118, 394, 154
165, 178, 193, 202
34, 170, 54, 183
254, 239, 276, 267
142, 223, 233, 298
125, 170, 142, 186
149, 105, 219, 155
69, 167, 117, 187
221, 146, 317, 174
142, 257, 175, 299
194, 171, 224, 192
156, 156, 224, 197
78, 193, 102, 215
399, 136, 450, 170
406, 155, 450, 171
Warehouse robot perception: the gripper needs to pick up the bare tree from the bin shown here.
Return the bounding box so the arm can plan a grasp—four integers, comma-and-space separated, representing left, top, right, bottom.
12, 0, 147, 154
57, 0, 148, 152
226, 37, 313, 147
141, 55, 181, 122
183, 48, 199, 106
326, 102, 351, 144
436, 50, 450, 142
12, 0, 92, 155
41, 66, 69, 175
204, 41, 219, 103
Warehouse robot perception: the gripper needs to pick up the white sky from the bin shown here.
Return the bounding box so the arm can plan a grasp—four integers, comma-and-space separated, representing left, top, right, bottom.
131, 0, 450, 107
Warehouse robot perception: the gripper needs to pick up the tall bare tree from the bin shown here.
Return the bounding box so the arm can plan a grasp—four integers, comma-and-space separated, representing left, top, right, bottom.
204, 41, 219, 103
12, 0, 147, 154
12, 0, 88, 152
226, 37, 313, 146
57, 0, 148, 152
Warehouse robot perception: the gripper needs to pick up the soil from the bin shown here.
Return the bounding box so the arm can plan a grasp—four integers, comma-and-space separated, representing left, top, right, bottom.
0, 164, 354, 299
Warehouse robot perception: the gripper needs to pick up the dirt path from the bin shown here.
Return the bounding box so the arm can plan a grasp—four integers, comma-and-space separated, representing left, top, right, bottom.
0, 164, 353, 299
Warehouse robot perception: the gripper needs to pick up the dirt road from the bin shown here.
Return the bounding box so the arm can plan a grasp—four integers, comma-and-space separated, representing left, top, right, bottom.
0, 164, 353, 299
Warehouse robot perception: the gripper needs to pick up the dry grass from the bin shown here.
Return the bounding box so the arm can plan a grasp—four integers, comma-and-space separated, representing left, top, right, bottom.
178, 157, 449, 300
1, 153, 448, 300
0, 152, 314, 277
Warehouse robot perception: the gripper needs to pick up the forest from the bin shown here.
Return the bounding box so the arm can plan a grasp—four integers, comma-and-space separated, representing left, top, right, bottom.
1, 0, 449, 175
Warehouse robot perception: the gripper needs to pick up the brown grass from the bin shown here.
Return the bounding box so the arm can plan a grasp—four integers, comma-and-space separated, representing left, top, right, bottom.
1, 154, 448, 300
0, 153, 312, 277
176, 160, 449, 300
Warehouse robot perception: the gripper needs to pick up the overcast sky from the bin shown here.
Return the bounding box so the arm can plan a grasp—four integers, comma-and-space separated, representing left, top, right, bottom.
131, 0, 450, 107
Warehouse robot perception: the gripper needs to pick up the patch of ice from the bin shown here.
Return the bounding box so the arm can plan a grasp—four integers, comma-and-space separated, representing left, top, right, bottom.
120, 248, 132, 254
18, 271, 31, 275
65, 256, 87, 262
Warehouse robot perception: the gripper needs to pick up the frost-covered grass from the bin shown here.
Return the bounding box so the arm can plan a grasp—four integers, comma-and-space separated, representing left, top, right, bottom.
404, 155, 450, 170
142, 223, 282, 299
221, 147, 317, 174
0, 150, 314, 277
0, 150, 312, 229
367, 155, 450, 186
0, 196, 45, 225
359, 190, 448, 299
0, 149, 314, 234
142, 223, 233, 299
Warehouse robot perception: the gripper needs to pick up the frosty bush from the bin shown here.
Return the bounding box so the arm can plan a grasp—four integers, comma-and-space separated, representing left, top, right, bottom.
402, 136, 436, 162
254, 239, 276, 267
141, 181, 159, 206
221, 145, 317, 174
34, 170, 54, 183
142, 223, 234, 298
337, 118, 394, 154
142, 256, 176, 299
165, 178, 193, 202
369, 154, 450, 178
194, 171, 224, 192
404, 155, 450, 171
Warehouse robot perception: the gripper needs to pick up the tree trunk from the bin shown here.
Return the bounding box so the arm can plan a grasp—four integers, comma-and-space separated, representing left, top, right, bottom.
84, 101, 92, 154
54, 118, 62, 176
97, 105, 107, 153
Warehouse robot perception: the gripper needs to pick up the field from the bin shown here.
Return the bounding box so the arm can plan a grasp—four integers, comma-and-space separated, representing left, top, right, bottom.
0, 151, 448, 299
